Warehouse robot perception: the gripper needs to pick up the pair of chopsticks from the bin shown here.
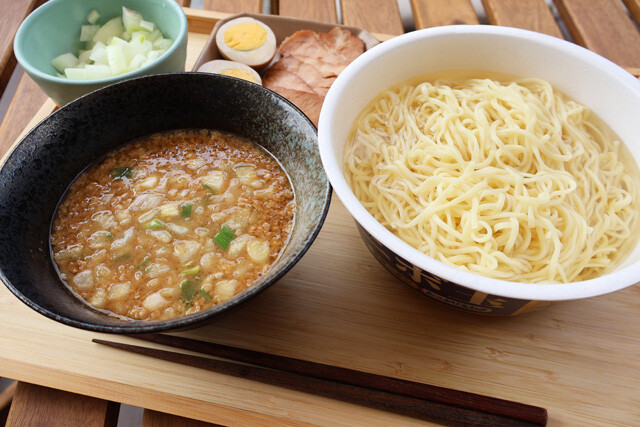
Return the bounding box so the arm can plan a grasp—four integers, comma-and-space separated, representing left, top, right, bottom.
93, 334, 547, 426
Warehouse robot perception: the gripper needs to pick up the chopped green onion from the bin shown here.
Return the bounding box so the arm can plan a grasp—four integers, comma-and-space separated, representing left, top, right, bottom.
144, 219, 164, 229
213, 225, 235, 250
137, 257, 151, 269
182, 265, 200, 275
180, 280, 194, 303
199, 289, 212, 300
181, 203, 193, 218
114, 253, 131, 262
113, 166, 132, 179
203, 183, 215, 192
105, 232, 113, 239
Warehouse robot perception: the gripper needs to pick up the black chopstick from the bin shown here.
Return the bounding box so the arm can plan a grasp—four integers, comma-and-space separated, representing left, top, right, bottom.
93, 338, 540, 426
94, 335, 547, 426
130, 333, 546, 425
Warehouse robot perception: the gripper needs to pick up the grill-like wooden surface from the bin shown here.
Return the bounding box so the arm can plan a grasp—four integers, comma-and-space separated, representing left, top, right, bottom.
1, 1, 640, 426
483, 0, 562, 37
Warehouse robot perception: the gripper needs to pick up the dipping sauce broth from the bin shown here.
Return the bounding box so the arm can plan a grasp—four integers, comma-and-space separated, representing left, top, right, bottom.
51, 129, 295, 320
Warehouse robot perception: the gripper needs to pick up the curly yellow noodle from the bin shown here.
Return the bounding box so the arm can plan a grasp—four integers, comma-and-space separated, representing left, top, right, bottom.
344, 75, 639, 283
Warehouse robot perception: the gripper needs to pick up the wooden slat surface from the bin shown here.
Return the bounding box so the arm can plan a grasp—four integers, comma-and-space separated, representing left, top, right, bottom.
410, 0, 479, 28
556, 0, 640, 68
483, 0, 563, 38
183, 8, 228, 35
276, 0, 339, 24
0, 0, 44, 98
623, 0, 640, 78
6, 382, 119, 427
142, 410, 221, 427
1, 3, 640, 427
140, 14, 221, 422
0, 381, 16, 425
623, 0, 640, 24
341, 0, 404, 35
202, 0, 262, 14
1, 194, 639, 425
0, 72, 47, 157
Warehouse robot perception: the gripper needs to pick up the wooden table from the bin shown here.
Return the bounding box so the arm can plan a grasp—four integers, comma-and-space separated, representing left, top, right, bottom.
1, 1, 640, 426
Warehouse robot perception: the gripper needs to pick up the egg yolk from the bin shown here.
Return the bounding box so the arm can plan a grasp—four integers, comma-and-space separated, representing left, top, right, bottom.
223, 23, 267, 51
220, 68, 256, 83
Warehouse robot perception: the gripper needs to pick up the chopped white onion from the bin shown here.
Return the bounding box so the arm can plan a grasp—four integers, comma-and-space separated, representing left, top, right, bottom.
51, 7, 174, 80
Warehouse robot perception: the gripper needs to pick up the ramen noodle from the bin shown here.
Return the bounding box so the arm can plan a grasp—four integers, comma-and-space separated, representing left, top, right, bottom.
344, 73, 639, 283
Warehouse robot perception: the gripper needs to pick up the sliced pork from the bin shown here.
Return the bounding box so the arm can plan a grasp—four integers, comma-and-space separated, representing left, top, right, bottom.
262, 27, 365, 125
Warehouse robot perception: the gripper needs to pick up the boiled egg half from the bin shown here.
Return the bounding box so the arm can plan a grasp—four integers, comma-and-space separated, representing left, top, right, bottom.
215, 17, 276, 69
198, 60, 262, 85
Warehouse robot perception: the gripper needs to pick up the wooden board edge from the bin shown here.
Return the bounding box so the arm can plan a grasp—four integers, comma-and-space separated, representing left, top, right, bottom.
625, 66, 640, 78
1, 5, 401, 170
0, 381, 17, 411
17, 100, 57, 140
6, 382, 119, 427
372, 32, 394, 42
0, 99, 56, 169
0, 359, 308, 427
3, 28, 633, 157
183, 7, 231, 34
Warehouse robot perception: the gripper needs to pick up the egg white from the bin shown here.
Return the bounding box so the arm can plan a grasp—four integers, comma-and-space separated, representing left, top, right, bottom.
197, 59, 262, 85
215, 17, 276, 69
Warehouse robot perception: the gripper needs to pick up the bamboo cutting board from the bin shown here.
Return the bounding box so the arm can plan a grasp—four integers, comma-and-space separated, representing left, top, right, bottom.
1, 8, 640, 426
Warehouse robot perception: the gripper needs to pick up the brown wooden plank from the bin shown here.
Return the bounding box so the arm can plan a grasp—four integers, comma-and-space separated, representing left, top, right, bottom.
556, 0, 640, 68
0, 381, 16, 411
183, 8, 229, 34
0, 72, 47, 158
623, 0, 640, 24
410, 0, 479, 28
625, 67, 640, 78
483, 0, 562, 37
341, 0, 404, 35
5, 382, 119, 427
201, 0, 261, 14
275, 0, 338, 23
0, 0, 45, 99
143, 409, 223, 427
0, 381, 17, 425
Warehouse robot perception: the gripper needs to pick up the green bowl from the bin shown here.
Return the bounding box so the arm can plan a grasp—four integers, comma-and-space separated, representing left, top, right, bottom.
14, 0, 188, 106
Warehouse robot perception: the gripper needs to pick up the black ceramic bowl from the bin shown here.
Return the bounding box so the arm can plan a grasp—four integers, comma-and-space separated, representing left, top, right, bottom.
0, 73, 331, 333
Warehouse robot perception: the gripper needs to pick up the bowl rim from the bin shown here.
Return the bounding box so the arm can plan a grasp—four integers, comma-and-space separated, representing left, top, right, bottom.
318, 24, 640, 302
0, 72, 332, 333
13, 0, 188, 86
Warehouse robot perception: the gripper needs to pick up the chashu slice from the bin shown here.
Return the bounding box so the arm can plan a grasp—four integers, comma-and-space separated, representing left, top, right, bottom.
269, 56, 335, 96
318, 27, 365, 63
278, 30, 349, 77
262, 28, 365, 126
263, 68, 317, 94
268, 87, 324, 126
